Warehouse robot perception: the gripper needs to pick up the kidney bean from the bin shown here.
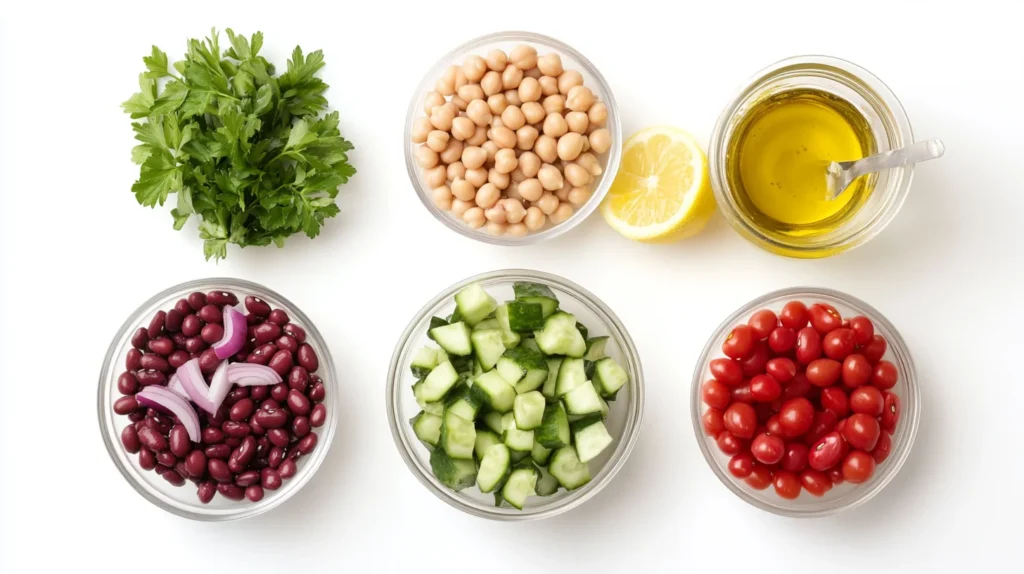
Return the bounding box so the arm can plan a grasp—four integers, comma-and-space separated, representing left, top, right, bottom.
224, 437, 241, 449
297, 344, 319, 372
256, 435, 271, 455
239, 485, 263, 502
116, 371, 137, 395
247, 343, 277, 365
168, 424, 191, 457
221, 421, 251, 439
120, 426, 141, 453
207, 290, 238, 306
267, 384, 287, 404
200, 323, 224, 345
208, 458, 234, 482
113, 396, 139, 415
137, 424, 168, 452
246, 313, 263, 326
227, 397, 254, 422
140, 354, 170, 375
204, 444, 231, 459
156, 450, 177, 468
131, 327, 150, 350
152, 414, 174, 434
268, 350, 293, 377
162, 469, 186, 486
201, 427, 224, 445
136, 447, 156, 470
147, 310, 166, 338
268, 446, 285, 469
198, 304, 222, 324
184, 449, 207, 477
187, 291, 207, 311
240, 295, 271, 318
217, 483, 245, 500
186, 337, 207, 354
286, 389, 311, 416
235, 470, 261, 487
273, 336, 297, 355
171, 297, 190, 314
147, 337, 174, 357
267, 309, 289, 325
167, 350, 190, 369
126, 348, 143, 371
181, 314, 202, 337
309, 403, 327, 428
166, 307, 185, 331
249, 420, 265, 435
260, 399, 280, 411
267, 428, 290, 448
308, 381, 326, 403
175, 459, 191, 477
196, 480, 216, 503
286, 367, 309, 394
292, 416, 311, 438
127, 411, 146, 422
297, 432, 318, 455
252, 465, 282, 491
278, 459, 297, 479
254, 407, 288, 429
135, 369, 167, 387
252, 322, 281, 345
229, 436, 257, 472
172, 332, 189, 349
248, 386, 268, 402
196, 349, 219, 376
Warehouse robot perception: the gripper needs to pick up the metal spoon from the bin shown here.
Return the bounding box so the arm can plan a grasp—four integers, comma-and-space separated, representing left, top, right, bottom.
826, 138, 945, 200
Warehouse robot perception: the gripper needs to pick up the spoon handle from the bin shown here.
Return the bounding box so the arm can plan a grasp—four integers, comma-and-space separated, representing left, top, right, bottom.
847, 139, 945, 180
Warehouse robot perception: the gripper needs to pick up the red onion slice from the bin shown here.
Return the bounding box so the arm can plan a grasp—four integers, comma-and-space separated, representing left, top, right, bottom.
175, 358, 218, 415
136, 386, 201, 442
206, 360, 233, 413
226, 363, 283, 386
166, 374, 189, 399
212, 306, 247, 360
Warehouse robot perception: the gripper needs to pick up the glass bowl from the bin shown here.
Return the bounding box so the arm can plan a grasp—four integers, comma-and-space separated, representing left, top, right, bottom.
387, 269, 644, 520
690, 287, 920, 517
404, 31, 622, 245
97, 278, 339, 521
708, 55, 914, 258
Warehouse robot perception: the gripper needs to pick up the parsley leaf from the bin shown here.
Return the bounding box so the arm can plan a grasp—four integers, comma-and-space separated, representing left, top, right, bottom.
122, 29, 356, 261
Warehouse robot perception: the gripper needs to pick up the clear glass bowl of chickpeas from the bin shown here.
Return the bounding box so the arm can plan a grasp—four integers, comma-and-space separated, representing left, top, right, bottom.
405, 32, 621, 243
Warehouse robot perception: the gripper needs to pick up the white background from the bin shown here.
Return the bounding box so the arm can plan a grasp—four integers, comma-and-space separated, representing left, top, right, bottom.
1, 1, 1021, 572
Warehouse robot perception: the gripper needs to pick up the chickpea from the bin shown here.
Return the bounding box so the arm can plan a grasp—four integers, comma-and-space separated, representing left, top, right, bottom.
516, 125, 539, 151
411, 117, 431, 143
565, 111, 589, 134
538, 76, 559, 97
481, 71, 502, 96
521, 101, 546, 124
475, 183, 501, 209
524, 66, 542, 79
436, 66, 457, 96
489, 125, 517, 149
509, 44, 538, 69
510, 167, 526, 184
466, 100, 492, 127
432, 185, 454, 210
568, 186, 592, 207
534, 135, 558, 163
484, 202, 507, 223
537, 53, 563, 77
519, 178, 544, 202
491, 148, 517, 174
538, 163, 564, 191
457, 83, 483, 103
485, 49, 508, 72
549, 202, 574, 224
587, 102, 608, 127
424, 165, 447, 188
557, 70, 583, 95
555, 180, 572, 201
557, 133, 584, 162
453, 67, 468, 92
501, 198, 525, 224
506, 183, 523, 201
543, 112, 569, 138
504, 89, 522, 107
467, 125, 488, 146
564, 162, 591, 187
487, 94, 508, 116
588, 128, 612, 154
566, 85, 595, 112
576, 152, 603, 176
463, 206, 486, 229
463, 55, 487, 83
452, 198, 473, 218
416, 145, 439, 169
542, 94, 565, 115
440, 139, 465, 164
427, 130, 450, 153
424, 91, 445, 115
488, 167, 510, 189
500, 105, 526, 131
506, 222, 528, 237
485, 221, 508, 236
517, 77, 542, 103
518, 151, 541, 178
447, 161, 467, 182
501, 64, 523, 90
451, 117, 476, 141
465, 167, 488, 188
451, 178, 476, 201
481, 140, 499, 163
523, 206, 546, 230
429, 103, 456, 131
462, 146, 487, 170
450, 95, 468, 112
536, 192, 559, 215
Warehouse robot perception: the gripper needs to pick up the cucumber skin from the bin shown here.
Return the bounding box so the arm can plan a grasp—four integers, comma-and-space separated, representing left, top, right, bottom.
429, 316, 449, 331
429, 447, 477, 491
506, 301, 545, 332
513, 282, 557, 300
536, 402, 570, 449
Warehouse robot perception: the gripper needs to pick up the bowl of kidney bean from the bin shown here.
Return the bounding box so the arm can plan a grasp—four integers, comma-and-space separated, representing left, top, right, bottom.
691, 287, 919, 517
98, 278, 337, 520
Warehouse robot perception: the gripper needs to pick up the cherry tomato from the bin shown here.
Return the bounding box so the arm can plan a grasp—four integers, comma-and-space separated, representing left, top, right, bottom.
749, 374, 782, 402
728, 452, 755, 478
795, 327, 822, 364
849, 386, 884, 416
842, 450, 876, 483
765, 415, 784, 436
773, 470, 802, 499
820, 387, 849, 418
722, 324, 755, 359
745, 463, 774, 490
748, 309, 778, 340
702, 408, 725, 435
842, 354, 872, 388
731, 382, 754, 404
723, 403, 757, 439
702, 379, 732, 410
849, 316, 875, 346
842, 413, 881, 451
872, 360, 899, 390
767, 327, 797, 354
780, 442, 809, 473
800, 469, 832, 496
872, 433, 892, 464
716, 431, 748, 455
881, 392, 901, 434
751, 433, 785, 464
766, 357, 796, 382
805, 358, 842, 387
780, 301, 809, 329
804, 410, 839, 446
738, 341, 769, 377
861, 334, 888, 364
778, 397, 815, 436
809, 303, 842, 334
827, 466, 845, 485
780, 373, 812, 401
808, 431, 849, 471
709, 358, 743, 386
823, 328, 857, 360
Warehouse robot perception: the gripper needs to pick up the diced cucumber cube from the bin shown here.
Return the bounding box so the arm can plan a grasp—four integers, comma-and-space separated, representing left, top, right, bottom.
542, 357, 562, 401
410, 411, 442, 447
481, 411, 504, 434
531, 441, 552, 465
536, 402, 570, 449
477, 444, 511, 493
501, 466, 538, 510
555, 358, 587, 396
563, 380, 603, 416
472, 370, 516, 413
474, 318, 500, 331
513, 282, 559, 318
440, 409, 476, 460
470, 329, 506, 371
548, 447, 591, 490
503, 416, 535, 452
584, 336, 610, 361
455, 282, 497, 326
496, 347, 549, 393
474, 429, 502, 460
419, 361, 459, 403
429, 322, 473, 356
430, 447, 476, 491
410, 346, 439, 378
594, 357, 629, 397
535, 466, 560, 496
504, 301, 545, 332
572, 417, 613, 463
534, 312, 586, 358
445, 384, 482, 421
513, 391, 546, 430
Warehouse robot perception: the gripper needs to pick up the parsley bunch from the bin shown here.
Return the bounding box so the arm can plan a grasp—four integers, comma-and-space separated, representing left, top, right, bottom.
122, 29, 356, 260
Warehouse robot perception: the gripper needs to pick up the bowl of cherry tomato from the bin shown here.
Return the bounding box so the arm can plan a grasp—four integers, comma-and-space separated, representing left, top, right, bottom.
691, 287, 920, 517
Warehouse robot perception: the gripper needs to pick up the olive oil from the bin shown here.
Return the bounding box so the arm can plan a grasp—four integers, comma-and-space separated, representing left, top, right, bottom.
726, 89, 875, 236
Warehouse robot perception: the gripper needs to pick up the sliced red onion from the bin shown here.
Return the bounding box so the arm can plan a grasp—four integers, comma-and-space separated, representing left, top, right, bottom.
166, 374, 189, 399
175, 358, 218, 415
206, 360, 233, 413
136, 386, 201, 442
226, 363, 283, 386
212, 305, 247, 360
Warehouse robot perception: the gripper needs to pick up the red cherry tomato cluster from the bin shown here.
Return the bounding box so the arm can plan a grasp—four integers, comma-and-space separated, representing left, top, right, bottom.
701, 301, 902, 500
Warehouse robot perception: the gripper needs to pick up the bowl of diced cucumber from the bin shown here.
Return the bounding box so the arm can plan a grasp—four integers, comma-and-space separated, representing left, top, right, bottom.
387, 269, 644, 520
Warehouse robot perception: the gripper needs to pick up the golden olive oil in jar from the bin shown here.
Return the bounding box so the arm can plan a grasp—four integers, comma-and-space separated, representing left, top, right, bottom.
725, 89, 875, 237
